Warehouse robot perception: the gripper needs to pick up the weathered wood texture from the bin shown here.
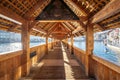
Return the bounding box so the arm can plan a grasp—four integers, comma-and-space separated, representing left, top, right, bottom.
63, 42, 120, 80
0, 42, 54, 80
92, 0, 120, 23
90, 56, 120, 80
21, 22, 30, 77
86, 23, 94, 76
71, 34, 74, 54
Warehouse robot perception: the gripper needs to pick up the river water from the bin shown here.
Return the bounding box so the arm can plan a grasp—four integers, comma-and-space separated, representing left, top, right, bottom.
74, 41, 120, 65
0, 41, 120, 65
0, 42, 45, 54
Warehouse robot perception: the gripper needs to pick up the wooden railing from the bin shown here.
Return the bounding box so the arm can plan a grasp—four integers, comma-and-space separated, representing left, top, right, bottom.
63, 42, 120, 80
0, 42, 54, 80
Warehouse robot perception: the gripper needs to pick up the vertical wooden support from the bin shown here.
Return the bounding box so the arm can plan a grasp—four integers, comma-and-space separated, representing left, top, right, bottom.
51, 38, 54, 49
46, 35, 48, 54
86, 22, 94, 76
66, 38, 69, 49
21, 21, 30, 77
53, 38, 55, 47
71, 34, 74, 54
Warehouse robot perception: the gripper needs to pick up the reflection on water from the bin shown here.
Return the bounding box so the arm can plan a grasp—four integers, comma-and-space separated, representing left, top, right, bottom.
0, 42, 45, 53
74, 41, 120, 65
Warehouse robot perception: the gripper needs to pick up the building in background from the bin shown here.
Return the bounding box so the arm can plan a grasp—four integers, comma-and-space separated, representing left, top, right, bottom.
107, 28, 120, 47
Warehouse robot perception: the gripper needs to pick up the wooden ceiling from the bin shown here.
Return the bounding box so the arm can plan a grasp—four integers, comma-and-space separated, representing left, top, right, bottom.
0, 0, 120, 40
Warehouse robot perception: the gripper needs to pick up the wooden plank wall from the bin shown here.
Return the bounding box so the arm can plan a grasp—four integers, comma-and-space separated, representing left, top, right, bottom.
0, 42, 54, 80
63, 42, 120, 80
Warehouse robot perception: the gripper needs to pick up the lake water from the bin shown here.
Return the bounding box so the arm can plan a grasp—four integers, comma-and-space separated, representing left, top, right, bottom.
74, 41, 120, 65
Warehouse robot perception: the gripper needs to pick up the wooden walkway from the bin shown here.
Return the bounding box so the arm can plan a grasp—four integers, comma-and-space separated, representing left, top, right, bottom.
21, 42, 90, 80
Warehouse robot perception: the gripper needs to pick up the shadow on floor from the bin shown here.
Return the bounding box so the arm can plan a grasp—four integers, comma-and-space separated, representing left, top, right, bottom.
21, 42, 90, 80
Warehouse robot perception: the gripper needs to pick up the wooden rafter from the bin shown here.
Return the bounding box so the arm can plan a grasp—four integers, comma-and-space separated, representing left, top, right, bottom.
47, 23, 58, 32
92, 0, 120, 23
64, 22, 76, 30
105, 23, 120, 30
44, 23, 56, 31
43, 23, 53, 30
48, 23, 59, 35
72, 20, 86, 34
32, 25, 47, 34
61, 23, 71, 31
94, 24, 105, 31
24, 0, 51, 20
0, 5, 25, 24
59, 23, 70, 33
7, 24, 20, 32
64, 0, 88, 17
29, 21, 39, 31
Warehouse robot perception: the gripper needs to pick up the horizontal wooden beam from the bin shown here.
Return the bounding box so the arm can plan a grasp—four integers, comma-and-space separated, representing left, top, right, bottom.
0, 5, 25, 24
51, 31, 67, 34
38, 20, 79, 22
92, 0, 120, 23
32, 27, 47, 34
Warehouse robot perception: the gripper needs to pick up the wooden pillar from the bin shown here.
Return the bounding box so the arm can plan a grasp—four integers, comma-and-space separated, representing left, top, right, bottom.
85, 22, 94, 76
66, 38, 69, 49
53, 38, 55, 47
52, 38, 54, 49
46, 35, 48, 54
21, 21, 30, 77
71, 34, 74, 54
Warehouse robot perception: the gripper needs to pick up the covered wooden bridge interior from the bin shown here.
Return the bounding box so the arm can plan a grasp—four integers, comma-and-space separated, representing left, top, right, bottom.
0, 0, 120, 80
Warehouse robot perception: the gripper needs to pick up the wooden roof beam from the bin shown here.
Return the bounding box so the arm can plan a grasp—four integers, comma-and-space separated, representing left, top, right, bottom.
0, 5, 25, 24
48, 23, 59, 35
47, 23, 58, 32
29, 21, 39, 31
7, 24, 20, 32
64, 0, 88, 16
106, 23, 120, 30
92, 0, 120, 23
32, 26, 47, 34
43, 23, 54, 30
61, 23, 71, 31
94, 24, 105, 31
72, 26, 82, 34
64, 22, 76, 30
24, 0, 51, 20
77, 20, 87, 30
72, 20, 86, 34
59, 23, 70, 32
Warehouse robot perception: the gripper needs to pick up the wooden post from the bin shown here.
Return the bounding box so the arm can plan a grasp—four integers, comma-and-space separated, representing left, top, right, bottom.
53, 38, 55, 47
46, 35, 48, 54
71, 34, 74, 54
86, 22, 94, 76
52, 38, 54, 49
66, 38, 69, 49
21, 21, 30, 77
